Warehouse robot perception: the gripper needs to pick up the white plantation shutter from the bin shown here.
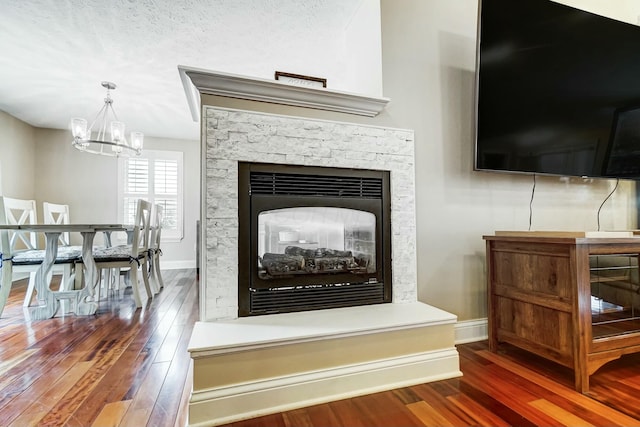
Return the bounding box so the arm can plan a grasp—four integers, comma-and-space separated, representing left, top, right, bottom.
153, 158, 179, 233
126, 158, 149, 193
118, 150, 183, 241
155, 160, 177, 194
123, 158, 149, 224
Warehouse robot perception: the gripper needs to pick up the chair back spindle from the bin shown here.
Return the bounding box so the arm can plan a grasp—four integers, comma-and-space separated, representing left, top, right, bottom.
43, 202, 71, 246
1, 197, 38, 252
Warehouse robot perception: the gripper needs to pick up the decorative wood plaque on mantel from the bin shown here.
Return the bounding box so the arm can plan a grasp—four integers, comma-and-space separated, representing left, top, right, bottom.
275, 71, 327, 88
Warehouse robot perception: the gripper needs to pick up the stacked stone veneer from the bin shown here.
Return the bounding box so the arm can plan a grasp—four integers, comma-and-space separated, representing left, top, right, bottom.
204, 106, 417, 321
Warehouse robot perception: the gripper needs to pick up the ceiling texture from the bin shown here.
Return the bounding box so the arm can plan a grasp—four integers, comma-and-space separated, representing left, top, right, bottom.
0, 0, 363, 141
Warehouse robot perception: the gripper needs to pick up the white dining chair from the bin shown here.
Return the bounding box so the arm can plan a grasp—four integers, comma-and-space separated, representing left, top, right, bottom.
42, 202, 74, 296
0, 197, 38, 311
20, 201, 84, 307
91, 199, 153, 307
0, 196, 80, 315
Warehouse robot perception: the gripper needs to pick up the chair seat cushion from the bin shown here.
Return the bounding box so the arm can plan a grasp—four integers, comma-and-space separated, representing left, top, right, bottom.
92, 245, 146, 262
12, 246, 82, 265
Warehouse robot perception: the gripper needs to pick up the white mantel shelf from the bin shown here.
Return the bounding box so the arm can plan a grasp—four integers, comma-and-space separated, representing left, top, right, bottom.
178, 65, 390, 120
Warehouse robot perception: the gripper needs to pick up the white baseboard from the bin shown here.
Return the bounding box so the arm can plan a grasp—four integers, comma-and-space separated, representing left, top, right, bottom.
455, 318, 488, 344
162, 260, 196, 270
188, 347, 461, 427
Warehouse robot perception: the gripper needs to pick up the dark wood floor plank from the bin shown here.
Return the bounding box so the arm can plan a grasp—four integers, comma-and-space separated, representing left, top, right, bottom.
229, 412, 286, 427
589, 382, 640, 421
283, 407, 315, 427
118, 361, 171, 427
351, 391, 424, 427
391, 386, 424, 405
301, 402, 343, 427
457, 361, 558, 426
457, 381, 535, 427
528, 398, 596, 427
327, 398, 372, 427
409, 382, 480, 426
446, 393, 511, 427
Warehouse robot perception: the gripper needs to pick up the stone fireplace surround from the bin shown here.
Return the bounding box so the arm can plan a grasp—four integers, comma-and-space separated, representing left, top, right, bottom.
204, 107, 418, 319
184, 69, 460, 427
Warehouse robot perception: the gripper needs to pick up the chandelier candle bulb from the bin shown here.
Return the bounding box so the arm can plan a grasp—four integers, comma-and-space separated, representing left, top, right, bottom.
71, 117, 87, 138
131, 132, 144, 151
111, 121, 124, 142
111, 121, 124, 154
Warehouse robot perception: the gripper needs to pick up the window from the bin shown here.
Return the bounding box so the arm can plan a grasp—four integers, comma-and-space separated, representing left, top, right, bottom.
118, 150, 183, 241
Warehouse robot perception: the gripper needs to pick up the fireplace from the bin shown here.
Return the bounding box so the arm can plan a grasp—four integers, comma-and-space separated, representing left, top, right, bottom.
185, 71, 461, 427
238, 162, 392, 316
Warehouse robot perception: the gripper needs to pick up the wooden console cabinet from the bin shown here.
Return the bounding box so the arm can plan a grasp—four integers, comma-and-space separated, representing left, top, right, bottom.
484, 232, 640, 393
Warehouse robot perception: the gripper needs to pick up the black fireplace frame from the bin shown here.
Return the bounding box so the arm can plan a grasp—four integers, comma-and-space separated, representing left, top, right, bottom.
238, 162, 392, 316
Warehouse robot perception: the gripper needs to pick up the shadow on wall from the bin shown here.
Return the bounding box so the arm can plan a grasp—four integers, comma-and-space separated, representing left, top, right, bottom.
438, 29, 478, 192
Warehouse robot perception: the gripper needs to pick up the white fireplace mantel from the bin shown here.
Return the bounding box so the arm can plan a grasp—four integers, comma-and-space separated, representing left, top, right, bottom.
178, 65, 390, 120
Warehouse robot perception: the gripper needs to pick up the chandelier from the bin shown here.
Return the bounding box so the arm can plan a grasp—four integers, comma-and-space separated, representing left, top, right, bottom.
70, 81, 143, 157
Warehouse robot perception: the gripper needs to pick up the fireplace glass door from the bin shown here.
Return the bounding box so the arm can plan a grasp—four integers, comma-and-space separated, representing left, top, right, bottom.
258, 207, 376, 280
238, 162, 392, 316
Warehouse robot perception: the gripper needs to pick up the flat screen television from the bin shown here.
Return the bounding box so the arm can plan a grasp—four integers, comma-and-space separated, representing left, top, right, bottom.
475, 0, 640, 179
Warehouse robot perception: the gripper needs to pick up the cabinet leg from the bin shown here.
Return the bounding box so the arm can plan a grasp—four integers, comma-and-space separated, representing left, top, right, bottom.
575, 367, 589, 393
488, 334, 498, 352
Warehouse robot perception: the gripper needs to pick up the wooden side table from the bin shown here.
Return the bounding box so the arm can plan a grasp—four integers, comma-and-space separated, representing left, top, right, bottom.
484, 231, 640, 393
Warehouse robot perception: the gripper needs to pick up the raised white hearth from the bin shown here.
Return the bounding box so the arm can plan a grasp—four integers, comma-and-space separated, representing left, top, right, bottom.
188, 302, 460, 427
182, 68, 460, 427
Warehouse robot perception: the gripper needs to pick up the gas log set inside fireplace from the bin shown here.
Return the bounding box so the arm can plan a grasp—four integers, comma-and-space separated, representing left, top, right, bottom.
238, 162, 392, 316
260, 246, 373, 278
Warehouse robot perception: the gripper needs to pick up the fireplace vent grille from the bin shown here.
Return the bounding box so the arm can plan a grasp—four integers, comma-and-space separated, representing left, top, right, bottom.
250, 282, 385, 314
250, 172, 383, 199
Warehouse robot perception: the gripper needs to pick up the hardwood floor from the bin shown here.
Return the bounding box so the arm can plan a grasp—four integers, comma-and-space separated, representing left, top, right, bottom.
5, 272, 640, 427
0, 269, 197, 427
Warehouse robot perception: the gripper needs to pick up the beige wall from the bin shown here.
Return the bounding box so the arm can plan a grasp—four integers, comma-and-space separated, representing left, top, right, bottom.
378, 0, 638, 321
0, 110, 36, 198
344, 0, 383, 97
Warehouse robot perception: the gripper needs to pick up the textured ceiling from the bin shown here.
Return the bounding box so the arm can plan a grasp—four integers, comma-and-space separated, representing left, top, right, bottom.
0, 0, 364, 141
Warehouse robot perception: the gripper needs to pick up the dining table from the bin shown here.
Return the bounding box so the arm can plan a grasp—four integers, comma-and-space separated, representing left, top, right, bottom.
0, 223, 128, 320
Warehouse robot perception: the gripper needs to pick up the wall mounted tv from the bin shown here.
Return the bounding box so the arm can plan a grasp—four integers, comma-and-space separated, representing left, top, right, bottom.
475, 0, 640, 179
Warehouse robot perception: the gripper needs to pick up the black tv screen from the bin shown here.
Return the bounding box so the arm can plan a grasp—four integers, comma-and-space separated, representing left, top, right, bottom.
475, 0, 640, 179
